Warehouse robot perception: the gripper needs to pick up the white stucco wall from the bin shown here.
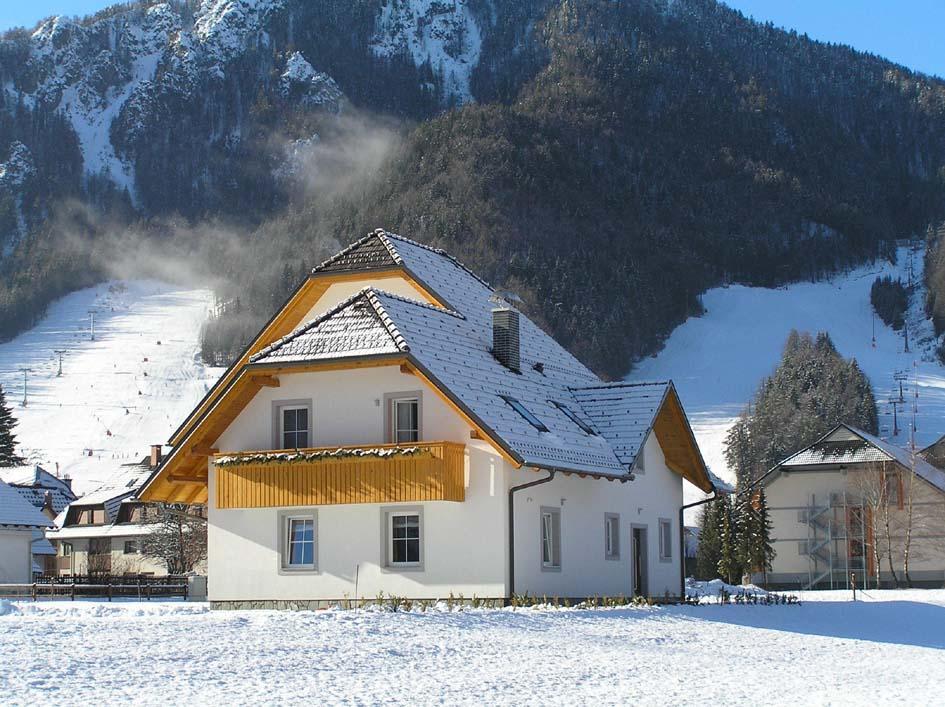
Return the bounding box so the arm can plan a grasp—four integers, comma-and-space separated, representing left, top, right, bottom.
510, 432, 683, 599
58, 537, 169, 577
209, 365, 511, 601
0, 529, 34, 582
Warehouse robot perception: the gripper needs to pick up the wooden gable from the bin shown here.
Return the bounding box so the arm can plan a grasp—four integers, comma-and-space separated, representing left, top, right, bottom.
651, 386, 715, 493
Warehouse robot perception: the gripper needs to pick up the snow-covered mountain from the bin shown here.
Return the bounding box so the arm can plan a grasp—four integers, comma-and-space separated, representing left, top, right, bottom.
636, 243, 945, 492
0, 281, 221, 495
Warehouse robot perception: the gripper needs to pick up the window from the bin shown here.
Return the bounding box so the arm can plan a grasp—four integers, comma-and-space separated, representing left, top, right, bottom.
281, 407, 309, 449
499, 395, 548, 432
282, 514, 316, 570
540, 507, 561, 570
659, 518, 673, 561
604, 513, 620, 560
382, 508, 423, 569
61, 542, 73, 557
550, 401, 596, 435
385, 393, 421, 443
798, 540, 809, 556
123, 540, 139, 555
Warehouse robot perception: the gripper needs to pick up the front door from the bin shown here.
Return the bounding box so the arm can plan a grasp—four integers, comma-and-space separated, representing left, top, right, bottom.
632, 526, 648, 596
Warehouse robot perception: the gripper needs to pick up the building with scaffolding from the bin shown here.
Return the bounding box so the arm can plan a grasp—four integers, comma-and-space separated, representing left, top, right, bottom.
759, 424, 945, 590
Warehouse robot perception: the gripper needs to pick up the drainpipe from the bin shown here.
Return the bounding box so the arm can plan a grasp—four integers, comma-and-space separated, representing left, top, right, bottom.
679, 490, 719, 601
508, 469, 555, 601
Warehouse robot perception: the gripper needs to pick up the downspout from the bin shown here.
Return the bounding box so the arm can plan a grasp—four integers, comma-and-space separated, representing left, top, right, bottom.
508, 469, 556, 601
679, 490, 719, 601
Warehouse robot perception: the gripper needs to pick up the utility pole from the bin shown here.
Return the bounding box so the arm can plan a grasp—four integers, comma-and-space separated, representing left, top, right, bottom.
904, 323, 909, 353
871, 312, 876, 348
54, 349, 66, 377
18, 367, 31, 407
87, 309, 96, 341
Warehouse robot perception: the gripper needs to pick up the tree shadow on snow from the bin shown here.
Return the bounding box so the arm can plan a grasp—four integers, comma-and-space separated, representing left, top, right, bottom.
672, 600, 945, 650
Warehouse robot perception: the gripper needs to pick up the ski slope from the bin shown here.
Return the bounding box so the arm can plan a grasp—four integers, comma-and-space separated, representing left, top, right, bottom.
0, 282, 222, 495
635, 244, 945, 491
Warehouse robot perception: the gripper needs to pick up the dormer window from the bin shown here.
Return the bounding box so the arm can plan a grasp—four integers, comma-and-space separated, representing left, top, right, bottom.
499, 395, 548, 432
550, 401, 596, 435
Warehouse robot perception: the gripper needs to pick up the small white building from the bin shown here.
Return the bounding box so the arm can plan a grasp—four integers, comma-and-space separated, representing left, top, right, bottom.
140, 229, 723, 608
0, 479, 53, 583
0, 465, 77, 575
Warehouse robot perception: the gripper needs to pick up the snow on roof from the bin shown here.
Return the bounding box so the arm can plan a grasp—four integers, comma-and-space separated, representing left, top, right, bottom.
773, 424, 945, 493
570, 382, 671, 468
253, 288, 627, 477
250, 289, 413, 364
0, 480, 53, 529
32, 532, 56, 555
68, 486, 138, 525
0, 465, 77, 513
47, 522, 160, 541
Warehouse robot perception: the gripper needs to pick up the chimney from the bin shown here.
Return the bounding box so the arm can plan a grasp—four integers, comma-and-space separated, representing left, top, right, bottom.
62, 474, 72, 491
150, 444, 163, 470
492, 306, 521, 373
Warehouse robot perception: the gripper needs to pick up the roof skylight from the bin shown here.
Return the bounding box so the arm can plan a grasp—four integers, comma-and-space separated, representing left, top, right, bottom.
550, 401, 596, 435
499, 395, 549, 432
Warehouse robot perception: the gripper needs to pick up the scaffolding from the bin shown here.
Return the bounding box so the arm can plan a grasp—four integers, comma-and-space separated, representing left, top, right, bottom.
802, 491, 870, 590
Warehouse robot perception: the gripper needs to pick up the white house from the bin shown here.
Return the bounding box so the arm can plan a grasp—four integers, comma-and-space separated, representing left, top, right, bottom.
759, 424, 945, 589
140, 229, 723, 608
0, 479, 54, 583
47, 457, 168, 577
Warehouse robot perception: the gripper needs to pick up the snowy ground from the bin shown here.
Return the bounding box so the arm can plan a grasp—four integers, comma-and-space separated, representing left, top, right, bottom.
1, 590, 943, 705
0, 281, 222, 494
635, 244, 945, 497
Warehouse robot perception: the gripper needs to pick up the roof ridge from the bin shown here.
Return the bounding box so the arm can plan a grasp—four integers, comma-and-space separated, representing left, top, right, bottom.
382, 229, 494, 291
310, 232, 379, 274
571, 380, 670, 392
370, 287, 466, 320
362, 290, 410, 352
374, 229, 405, 266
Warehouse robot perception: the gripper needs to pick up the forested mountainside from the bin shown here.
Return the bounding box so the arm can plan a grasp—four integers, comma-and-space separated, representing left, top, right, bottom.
2, 0, 945, 378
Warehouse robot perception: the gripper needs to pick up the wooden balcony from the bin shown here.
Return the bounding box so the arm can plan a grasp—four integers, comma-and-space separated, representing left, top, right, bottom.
214, 441, 466, 509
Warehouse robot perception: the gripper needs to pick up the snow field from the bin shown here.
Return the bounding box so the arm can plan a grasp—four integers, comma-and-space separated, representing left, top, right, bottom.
1, 591, 944, 705
635, 245, 945, 497
0, 281, 222, 495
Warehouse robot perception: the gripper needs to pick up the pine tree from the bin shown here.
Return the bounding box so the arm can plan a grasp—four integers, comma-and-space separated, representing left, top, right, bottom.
696, 499, 722, 579
0, 384, 24, 466
717, 498, 738, 584
749, 488, 776, 588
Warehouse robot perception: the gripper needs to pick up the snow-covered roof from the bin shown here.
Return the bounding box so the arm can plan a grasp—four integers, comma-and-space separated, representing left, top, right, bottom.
769, 424, 945, 493
570, 382, 671, 467
47, 522, 160, 541
0, 480, 54, 529
0, 465, 77, 514
253, 288, 625, 475
32, 533, 56, 556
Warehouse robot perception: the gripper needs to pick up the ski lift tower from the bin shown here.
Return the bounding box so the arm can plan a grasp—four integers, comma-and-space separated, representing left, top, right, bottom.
18, 367, 31, 407
87, 309, 97, 341
54, 349, 66, 377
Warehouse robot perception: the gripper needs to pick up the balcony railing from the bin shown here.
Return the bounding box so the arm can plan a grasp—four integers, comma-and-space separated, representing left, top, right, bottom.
214, 441, 466, 509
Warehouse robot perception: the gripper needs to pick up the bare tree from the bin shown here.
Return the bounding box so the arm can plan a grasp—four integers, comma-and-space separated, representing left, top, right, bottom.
852, 462, 898, 588
141, 504, 207, 575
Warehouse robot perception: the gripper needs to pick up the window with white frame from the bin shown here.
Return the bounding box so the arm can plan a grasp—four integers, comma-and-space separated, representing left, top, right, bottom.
392, 397, 419, 443
386, 511, 422, 567
659, 518, 672, 561
61, 542, 73, 557
540, 507, 561, 570
279, 404, 310, 449
283, 514, 316, 570
604, 513, 620, 560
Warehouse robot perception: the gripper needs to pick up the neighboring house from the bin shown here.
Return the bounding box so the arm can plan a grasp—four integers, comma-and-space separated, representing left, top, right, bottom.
0, 465, 77, 575
140, 229, 723, 608
0, 479, 54, 583
759, 424, 945, 590
46, 457, 168, 577
920, 433, 945, 470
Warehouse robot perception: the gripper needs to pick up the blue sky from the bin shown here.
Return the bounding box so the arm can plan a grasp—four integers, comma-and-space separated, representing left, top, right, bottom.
1, 1, 943, 78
